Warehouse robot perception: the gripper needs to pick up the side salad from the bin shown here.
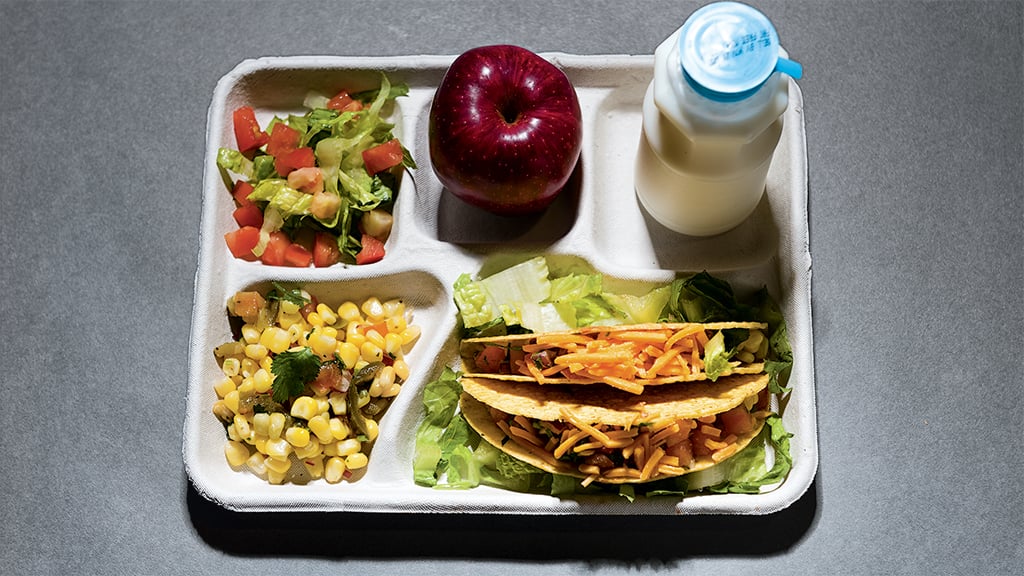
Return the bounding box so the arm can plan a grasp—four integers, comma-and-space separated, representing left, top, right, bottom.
414, 257, 794, 499
217, 74, 416, 267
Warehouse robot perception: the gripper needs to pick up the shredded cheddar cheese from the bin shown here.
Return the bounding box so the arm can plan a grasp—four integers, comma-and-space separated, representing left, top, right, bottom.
500, 326, 764, 394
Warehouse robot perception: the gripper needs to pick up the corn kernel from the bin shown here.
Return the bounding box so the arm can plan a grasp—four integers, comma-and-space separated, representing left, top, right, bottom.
325, 456, 346, 483
221, 357, 241, 377
361, 297, 384, 321
223, 390, 240, 414
308, 415, 333, 443
233, 414, 252, 439
400, 325, 421, 346
285, 426, 310, 448
338, 301, 362, 323
252, 413, 270, 437
345, 452, 369, 470
356, 389, 370, 409
360, 341, 383, 363
246, 452, 267, 476
384, 332, 403, 356
316, 303, 338, 325
224, 441, 249, 467
328, 392, 347, 416
336, 438, 361, 457
268, 412, 286, 439
280, 312, 304, 331
346, 322, 366, 347
392, 359, 410, 381
290, 396, 319, 421
294, 437, 321, 460
280, 299, 300, 315
253, 435, 268, 454
237, 378, 254, 396
365, 329, 386, 349
336, 341, 360, 369
329, 417, 350, 440
316, 397, 330, 415
253, 369, 273, 394
244, 343, 268, 361
226, 424, 239, 442
241, 325, 261, 344
259, 356, 274, 372
382, 298, 405, 318
306, 311, 323, 327
240, 358, 258, 378
309, 332, 337, 358
303, 457, 324, 479
260, 326, 291, 354
266, 468, 287, 485
212, 401, 234, 423
385, 314, 406, 334
213, 376, 236, 399
383, 382, 402, 398
363, 419, 379, 442
264, 453, 292, 472
321, 326, 339, 339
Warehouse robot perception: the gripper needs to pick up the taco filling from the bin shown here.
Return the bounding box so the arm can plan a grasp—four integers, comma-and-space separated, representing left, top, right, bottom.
462, 322, 769, 394
459, 373, 771, 486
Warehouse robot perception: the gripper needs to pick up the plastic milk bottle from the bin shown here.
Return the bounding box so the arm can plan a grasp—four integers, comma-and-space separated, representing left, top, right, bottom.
635, 1, 802, 236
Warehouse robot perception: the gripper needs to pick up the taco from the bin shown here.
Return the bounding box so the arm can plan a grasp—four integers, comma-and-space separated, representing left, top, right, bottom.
459, 372, 771, 486
460, 322, 769, 394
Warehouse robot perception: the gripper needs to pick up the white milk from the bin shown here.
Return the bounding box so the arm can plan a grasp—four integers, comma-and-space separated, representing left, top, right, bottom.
635, 1, 802, 236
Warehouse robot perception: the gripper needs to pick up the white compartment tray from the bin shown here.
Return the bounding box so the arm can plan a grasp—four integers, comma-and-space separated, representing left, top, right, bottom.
184, 54, 816, 515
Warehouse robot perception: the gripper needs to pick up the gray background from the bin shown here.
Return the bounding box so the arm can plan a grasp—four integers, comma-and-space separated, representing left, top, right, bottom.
1, 0, 1021, 574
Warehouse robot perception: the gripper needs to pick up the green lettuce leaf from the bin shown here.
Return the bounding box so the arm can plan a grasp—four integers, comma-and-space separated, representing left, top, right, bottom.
412, 367, 463, 487
247, 179, 313, 218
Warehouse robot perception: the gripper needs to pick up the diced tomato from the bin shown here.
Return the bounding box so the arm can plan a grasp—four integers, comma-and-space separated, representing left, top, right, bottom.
300, 297, 319, 320
230, 291, 267, 324
224, 226, 260, 260
355, 233, 386, 265
260, 231, 291, 266
274, 146, 316, 176
266, 122, 301, 157
718, 406, 755, 436
232, 203, 264, 228
362, 139, 405, 175
232, 180, 256, 207
313, 232, 341, 267
232, 106, 268, 152
474, 345, 508, 373
665, 438, 694, 467
284, 243, 313, 267
310, 363, 348, 395
286, 166, 324, 194
326, 90, 363, 112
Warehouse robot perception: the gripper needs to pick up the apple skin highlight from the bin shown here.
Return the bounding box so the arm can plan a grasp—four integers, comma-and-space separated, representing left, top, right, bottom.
429, 45, 583, 216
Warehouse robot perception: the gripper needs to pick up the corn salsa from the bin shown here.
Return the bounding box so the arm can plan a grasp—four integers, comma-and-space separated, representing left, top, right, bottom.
211, 284, 420, 485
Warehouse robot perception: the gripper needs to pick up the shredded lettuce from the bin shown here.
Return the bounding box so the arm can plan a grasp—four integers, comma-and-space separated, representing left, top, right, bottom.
412, 367, 463, 487
453, 257, 552, 332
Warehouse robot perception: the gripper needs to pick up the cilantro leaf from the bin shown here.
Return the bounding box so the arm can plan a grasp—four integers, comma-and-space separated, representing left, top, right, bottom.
265, 282, 309, 308
270, 347, 321, 403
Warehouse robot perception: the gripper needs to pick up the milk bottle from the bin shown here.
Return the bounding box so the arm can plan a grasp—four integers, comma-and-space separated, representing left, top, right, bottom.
635, 1, 802, 236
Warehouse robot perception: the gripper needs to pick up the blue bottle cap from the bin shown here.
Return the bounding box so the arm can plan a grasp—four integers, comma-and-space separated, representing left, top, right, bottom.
678, 1, 802, 101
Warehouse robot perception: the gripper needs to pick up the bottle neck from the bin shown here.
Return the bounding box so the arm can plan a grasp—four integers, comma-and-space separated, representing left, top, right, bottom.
682, 68, 768, 103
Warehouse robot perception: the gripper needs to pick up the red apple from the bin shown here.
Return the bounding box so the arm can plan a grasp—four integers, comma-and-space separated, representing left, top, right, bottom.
429, 45, 583, 216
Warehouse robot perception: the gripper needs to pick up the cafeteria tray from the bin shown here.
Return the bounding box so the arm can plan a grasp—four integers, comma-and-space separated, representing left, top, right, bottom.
183, 54, 816, 514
